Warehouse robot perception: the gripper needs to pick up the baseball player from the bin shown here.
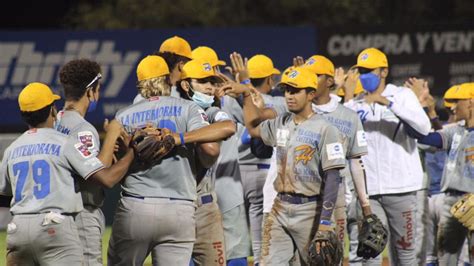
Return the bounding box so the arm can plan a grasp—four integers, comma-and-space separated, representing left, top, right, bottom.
220, 54, 282, 265
224, 52, 346, 265
133, 35, 193, 104
343, 47, 431, 265
108, 55, 235, 265
416, 83, 474, 265
56, 58, 116, 265
175, 58, 235, 266
190, 47, 253, 266
0, 82, 135, 265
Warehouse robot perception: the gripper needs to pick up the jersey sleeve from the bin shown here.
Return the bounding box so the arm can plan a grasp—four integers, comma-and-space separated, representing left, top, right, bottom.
270, 96, 288, 116
186, 102, 211, 132
259, 116, 282, 147
437, 126, 458, 150
319, 124, 346, 171
72, 123, 101, 155
348, 115, 368, 158
64, 136, 105, 180
221, 96, 244, 124
206, 107, 233, 123
0, 149, 12, 196
389, 88, 431, 136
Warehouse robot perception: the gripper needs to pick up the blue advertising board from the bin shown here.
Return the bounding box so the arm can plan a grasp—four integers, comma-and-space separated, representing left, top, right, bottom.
0, 27, 317, 129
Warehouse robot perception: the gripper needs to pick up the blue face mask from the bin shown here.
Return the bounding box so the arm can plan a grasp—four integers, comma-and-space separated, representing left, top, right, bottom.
191, 90, 214, 109
87, 96, 98, 113
359, 72, 381, 93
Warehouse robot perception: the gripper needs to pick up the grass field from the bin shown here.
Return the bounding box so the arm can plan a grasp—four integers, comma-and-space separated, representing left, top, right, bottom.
0, 228, 388, 265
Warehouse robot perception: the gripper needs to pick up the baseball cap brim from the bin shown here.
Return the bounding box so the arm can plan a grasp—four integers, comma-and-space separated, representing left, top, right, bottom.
216, 60, 226, 66
272, 68, 281, 75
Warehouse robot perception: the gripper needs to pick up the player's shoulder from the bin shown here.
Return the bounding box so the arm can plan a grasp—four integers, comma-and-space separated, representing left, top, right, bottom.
385, 84, 416, 99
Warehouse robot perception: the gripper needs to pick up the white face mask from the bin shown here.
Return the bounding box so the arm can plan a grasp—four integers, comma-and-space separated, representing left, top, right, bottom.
191, 90, 214, 109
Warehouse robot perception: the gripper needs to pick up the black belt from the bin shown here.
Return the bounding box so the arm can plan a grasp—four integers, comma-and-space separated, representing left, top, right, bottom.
277, 193, 319, 204
122, 192, 193, 202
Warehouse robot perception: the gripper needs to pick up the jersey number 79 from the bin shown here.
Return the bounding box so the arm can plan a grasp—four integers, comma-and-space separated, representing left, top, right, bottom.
13, 160, 50, 202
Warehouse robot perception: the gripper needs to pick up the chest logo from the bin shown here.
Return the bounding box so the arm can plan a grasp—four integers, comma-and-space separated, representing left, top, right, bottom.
294, 145, 316, 165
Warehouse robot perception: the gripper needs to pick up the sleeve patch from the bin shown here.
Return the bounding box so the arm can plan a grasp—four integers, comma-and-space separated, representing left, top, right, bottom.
326, 142, 345, 160
77, 131, 96, 150
356, 130, 368, 147
74, 143, 93, 158
214, 111, 231, 122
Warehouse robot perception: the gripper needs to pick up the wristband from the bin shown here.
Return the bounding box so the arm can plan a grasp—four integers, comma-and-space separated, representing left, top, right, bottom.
179, 132, 185, 146
387, 101, 394, 108
430, 116, 439, 122
243, 92, 251, 98
320, 220, 332, 226
240, 79, 251, 85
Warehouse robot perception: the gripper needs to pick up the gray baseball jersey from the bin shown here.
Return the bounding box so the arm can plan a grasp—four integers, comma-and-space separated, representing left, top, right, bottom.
56, 110, 104, 207
115, 96, 209, 200
0, 128, 104, 214
205, 106, 245, 212
259, 113, 346, 196
312, 100, 368, 180
438, 126, 474, 193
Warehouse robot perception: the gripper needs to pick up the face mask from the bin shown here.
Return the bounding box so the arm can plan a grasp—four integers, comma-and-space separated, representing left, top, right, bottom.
87, 98, 98, 113
191, 90, 214, 109
359, 72, 381, 93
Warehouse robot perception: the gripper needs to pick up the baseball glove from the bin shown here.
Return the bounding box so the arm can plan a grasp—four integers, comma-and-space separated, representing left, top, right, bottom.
357, 214, 388, 259
130, 126, 176, 167
308, 230, 343, 266
451, 193, 474, 230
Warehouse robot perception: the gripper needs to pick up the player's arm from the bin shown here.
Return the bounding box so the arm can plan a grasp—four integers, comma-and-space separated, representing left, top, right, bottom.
175, 120, 236, 145
97, 119, 123, 167
318, 126, 346, 231
319, 169, 342, 231
89, 147, 134, 188
349, 157, 372, 216
67, 127, 135, 189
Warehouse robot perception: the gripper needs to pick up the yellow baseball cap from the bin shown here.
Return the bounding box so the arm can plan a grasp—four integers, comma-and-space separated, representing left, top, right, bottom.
451, 83, 474, 99
304, 55, 335, 77
248, 54, 281, 79
192, 46, 225, 67
136, 56, 170, 81
18, 82, 60, 112
337, 80, 364, 96
181, 59, 216, 79
159, 36, 193, 59
356, 48, 388, 69
279, 67, 318, 90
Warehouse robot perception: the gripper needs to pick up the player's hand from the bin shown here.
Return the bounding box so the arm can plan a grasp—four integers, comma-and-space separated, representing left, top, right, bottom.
250, 87, 265, 109
230, 52, 249, 82
105, 119, 123, 139
292, 56, 305, 67
343, 68, 359, 100
334, 67, 346, 90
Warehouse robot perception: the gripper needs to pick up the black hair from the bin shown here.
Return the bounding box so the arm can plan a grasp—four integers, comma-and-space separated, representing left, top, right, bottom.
278, 84, 315, 94
153, 51, 190, 71
175, 78, 193, 100
59, 59, 102, 101
20, 103, 54, 127
250, 77, 268, 88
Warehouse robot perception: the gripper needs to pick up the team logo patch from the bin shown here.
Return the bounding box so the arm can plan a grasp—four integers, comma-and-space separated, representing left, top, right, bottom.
288, 70, 299, 79
75, 143, 92, 158
360, 53, 369, 61
306, 58, 316, 65
78, 131, 95, 150
276, 129, 290, 147
203, 63, 212, 71
326, 142, 344, 160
